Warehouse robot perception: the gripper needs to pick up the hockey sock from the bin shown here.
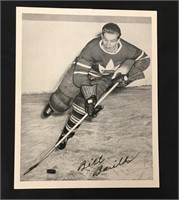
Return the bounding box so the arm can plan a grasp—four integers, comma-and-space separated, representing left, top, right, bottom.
56, 103, 85, 150
62, 102, 86, 136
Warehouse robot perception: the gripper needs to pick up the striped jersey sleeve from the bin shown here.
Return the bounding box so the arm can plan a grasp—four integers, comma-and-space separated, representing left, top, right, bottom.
132, 48, 150, 70
73, 39, 98, 87
73, 57, 92, 87
126, 43, 150, 81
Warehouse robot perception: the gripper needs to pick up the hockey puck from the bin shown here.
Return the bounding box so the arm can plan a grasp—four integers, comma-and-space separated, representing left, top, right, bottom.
47, 169, 57, 174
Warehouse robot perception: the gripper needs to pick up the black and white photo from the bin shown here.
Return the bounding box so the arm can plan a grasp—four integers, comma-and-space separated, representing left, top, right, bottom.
14, 7, 158, 189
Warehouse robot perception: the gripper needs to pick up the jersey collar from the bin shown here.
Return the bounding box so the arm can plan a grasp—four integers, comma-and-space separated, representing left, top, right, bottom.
99, 39, 122, 55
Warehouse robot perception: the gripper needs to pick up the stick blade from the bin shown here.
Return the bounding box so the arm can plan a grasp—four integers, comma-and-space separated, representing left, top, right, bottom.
23, 162, 39, 176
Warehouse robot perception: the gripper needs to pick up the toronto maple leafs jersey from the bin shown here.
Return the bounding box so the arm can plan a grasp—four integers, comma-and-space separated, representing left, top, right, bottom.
72, 37, 150, 87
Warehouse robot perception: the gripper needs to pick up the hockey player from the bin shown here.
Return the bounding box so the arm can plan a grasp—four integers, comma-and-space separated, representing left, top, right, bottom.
42, 23, 150, 150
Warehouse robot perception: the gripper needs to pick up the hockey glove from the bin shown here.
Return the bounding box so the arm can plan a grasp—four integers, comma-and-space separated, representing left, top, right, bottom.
81, 85, 103, 117
85, 95, 103, 117
112, 73, 130, 87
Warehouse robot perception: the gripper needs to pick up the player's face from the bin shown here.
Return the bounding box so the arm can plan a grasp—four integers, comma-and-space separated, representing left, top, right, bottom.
101, 32, 119, 53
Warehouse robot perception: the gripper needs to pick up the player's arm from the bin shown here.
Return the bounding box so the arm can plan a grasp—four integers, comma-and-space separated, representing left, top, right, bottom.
73, 41, 102, 117
112, 48, 150, 87
128, 48, 150, 82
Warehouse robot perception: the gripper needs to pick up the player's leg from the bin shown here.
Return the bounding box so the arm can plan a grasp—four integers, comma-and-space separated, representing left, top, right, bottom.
42, 65, 80, 117
56, 76, 112, 150
43, 89, 73, 117
56, 94, 86, 150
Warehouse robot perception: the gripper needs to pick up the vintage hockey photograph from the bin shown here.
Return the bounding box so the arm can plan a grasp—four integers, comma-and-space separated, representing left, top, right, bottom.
14, 7, 159, 189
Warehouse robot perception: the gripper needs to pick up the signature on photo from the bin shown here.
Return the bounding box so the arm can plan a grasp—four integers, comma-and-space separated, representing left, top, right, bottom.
77, 153, 140, 177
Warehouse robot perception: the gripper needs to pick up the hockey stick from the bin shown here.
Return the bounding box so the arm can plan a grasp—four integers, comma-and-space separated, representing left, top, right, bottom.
23, 82, 119, 176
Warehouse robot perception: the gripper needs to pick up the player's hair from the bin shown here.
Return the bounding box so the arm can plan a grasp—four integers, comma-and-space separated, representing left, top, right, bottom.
102, 23, 121, 39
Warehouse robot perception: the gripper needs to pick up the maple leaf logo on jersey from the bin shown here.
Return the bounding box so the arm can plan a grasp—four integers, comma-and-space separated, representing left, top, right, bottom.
99, 59, 120, 75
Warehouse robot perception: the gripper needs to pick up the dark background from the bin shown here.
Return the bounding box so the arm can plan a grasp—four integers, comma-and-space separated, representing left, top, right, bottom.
1, 1, 178, 199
